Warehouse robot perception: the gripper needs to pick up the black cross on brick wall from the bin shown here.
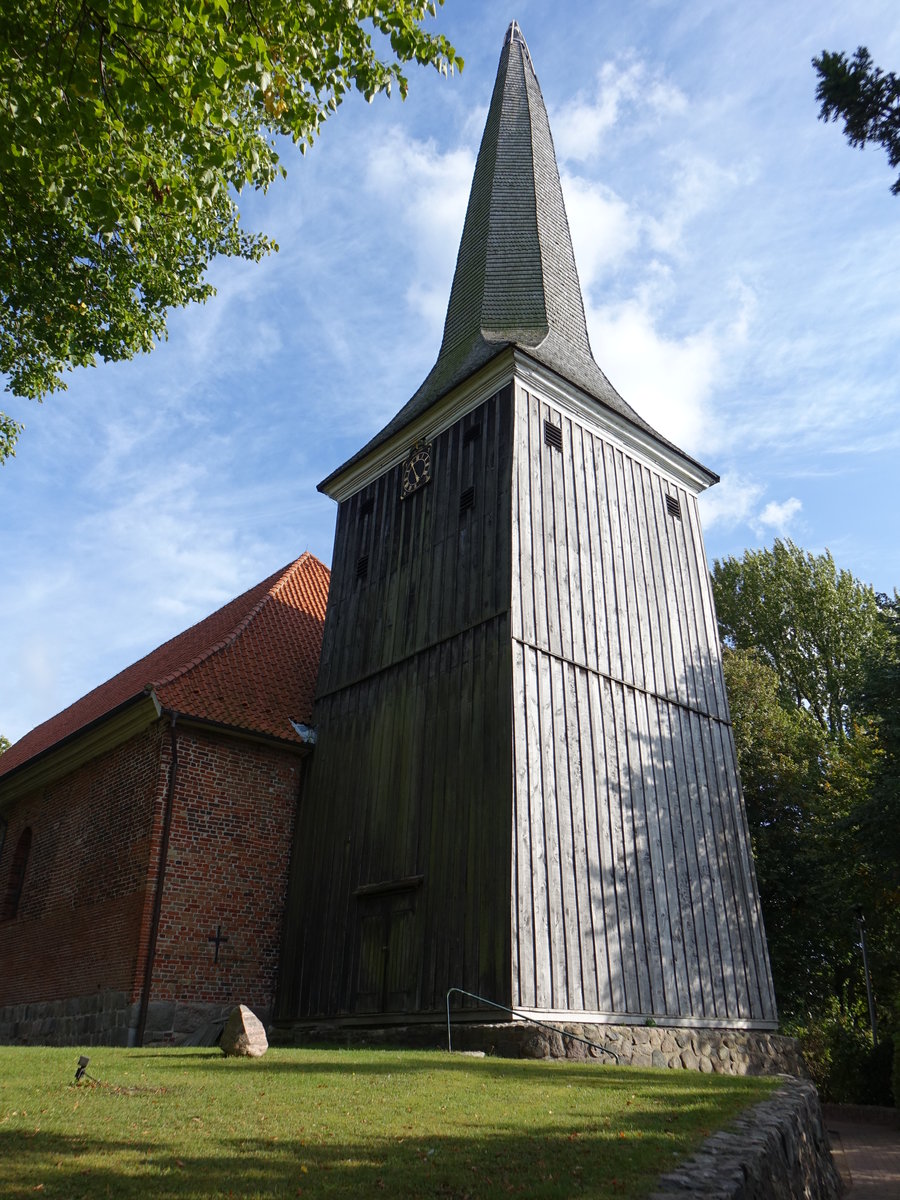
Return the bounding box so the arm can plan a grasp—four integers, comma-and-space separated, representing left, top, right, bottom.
207, 925, 229, 964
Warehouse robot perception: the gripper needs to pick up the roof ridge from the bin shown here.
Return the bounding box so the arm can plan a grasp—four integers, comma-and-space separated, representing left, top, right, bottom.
150, 554, 313, 692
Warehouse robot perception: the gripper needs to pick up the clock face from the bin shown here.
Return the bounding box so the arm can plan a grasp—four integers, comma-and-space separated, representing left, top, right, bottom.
401, 443, 432, 499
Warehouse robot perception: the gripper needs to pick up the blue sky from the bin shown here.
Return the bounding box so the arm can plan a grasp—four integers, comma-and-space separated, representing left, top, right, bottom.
2, 0, 899, 744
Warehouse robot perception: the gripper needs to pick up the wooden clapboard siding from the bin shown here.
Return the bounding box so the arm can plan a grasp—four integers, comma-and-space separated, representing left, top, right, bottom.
277, 387, 515, 1021
279, 370, 776, 1028
278, 616, 514, 1019
510, 655, 775, 1020
509, 383, 776, 1022
317, 387, 513, 699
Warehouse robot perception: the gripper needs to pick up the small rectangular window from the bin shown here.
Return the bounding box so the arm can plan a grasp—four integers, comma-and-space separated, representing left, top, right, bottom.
359, 497, 374, 517
463, 424, 482, 446
665, 494, 682, 520
356, 554, 369, 579
459, 486, 475, 517
543, 420, 563, 452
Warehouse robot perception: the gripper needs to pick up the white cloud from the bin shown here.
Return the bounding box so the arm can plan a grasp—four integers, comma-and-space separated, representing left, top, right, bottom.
698, 472, 765, 531
365, 131, 474, 337
587, 298, 724, 452
698, 474, 803, 543
554, 59, 687, 164
563, 174, 641, 291
646, 153, 742, 256
753, 496, 803, 537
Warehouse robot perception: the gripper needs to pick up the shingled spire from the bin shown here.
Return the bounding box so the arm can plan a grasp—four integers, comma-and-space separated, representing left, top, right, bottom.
322, 20, 666, 492
436, 20, 627, 411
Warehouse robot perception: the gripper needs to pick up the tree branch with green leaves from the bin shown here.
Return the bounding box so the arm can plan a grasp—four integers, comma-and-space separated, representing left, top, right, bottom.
0, 0, 462, 460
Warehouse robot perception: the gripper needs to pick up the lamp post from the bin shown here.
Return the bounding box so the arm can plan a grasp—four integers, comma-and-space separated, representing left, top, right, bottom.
855, 906, 878, 1048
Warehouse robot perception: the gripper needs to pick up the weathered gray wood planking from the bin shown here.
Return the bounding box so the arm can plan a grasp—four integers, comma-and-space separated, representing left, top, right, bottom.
277, 387, 515, 1020
509, 384, 775, 1022
316, 387, 513, 700
278, 617, 515, 1019
278, 374, 776, 1027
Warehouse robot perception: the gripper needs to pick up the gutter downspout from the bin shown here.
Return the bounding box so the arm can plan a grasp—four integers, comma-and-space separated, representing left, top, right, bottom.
134, 710, 179, 1047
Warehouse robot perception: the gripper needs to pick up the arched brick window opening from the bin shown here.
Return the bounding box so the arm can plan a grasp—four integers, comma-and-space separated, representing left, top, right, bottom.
1, 827, 32, 920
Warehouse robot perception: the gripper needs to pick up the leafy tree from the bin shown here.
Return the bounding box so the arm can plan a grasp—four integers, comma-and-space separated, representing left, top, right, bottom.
722, 647, 827, 1014
813, 46, 900, 194
713, 539, 887, 737
0, 734, 9, 754
0, 1, 461, 460
713, 543, 893, 1031
852, 595, 900, 1031
855, 595, 900, 874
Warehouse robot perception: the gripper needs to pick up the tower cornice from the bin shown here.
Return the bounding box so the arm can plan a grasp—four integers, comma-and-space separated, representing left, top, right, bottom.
320, 348, 717, 503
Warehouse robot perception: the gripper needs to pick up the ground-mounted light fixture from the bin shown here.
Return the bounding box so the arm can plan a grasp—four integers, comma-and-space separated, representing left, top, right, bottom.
74, 1055, 90, 1083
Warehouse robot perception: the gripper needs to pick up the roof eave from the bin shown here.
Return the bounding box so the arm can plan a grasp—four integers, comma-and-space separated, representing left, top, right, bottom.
316, 344, 718, 507
159, 710, 315, 756
0, 691, 160, 807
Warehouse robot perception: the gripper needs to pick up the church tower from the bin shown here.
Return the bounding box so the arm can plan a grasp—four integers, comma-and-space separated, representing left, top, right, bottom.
276, 23, 777, 1031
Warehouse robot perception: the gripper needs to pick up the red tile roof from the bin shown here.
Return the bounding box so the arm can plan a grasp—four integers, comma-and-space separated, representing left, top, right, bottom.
0, 553, 330, 780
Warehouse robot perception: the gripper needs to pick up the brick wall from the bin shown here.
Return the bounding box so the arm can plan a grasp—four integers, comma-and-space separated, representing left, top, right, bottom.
0, 720, 303, 1045
0, 726, 165, 1011
148, 727, 303, 1036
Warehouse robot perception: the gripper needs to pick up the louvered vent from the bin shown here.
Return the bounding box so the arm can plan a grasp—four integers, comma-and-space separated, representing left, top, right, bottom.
543, 420, 563, 451
459, 486, 475, 516
665, 494, 682, 520
356, 554, 369, 579
463, 424, 482, 446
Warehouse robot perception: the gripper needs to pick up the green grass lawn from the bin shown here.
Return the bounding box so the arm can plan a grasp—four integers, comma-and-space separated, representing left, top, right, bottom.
0, 1046, 776, 1199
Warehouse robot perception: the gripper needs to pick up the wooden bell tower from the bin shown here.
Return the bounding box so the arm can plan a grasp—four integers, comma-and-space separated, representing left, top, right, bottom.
275, 22, 777, 1031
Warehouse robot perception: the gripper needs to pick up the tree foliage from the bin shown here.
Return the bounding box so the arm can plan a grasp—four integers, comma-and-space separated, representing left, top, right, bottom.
0, 734, 10, 755
713, 539, 887, 736
722, 647, 827, 1011
0, 0, 461, 458
813, 46, 900, 194
852, 596, 900, 1017
713, 542, 896, 1034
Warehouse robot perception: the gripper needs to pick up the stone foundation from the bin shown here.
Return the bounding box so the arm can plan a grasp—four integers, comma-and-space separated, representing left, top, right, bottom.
0, 991, 139, 1046
273, 1018, 805, 1077
0, 994, 266, 1047
140, 1000, 237, 1046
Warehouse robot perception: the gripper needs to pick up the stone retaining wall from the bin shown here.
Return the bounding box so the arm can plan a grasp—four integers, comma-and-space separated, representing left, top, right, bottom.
279, 1019, 805, 1077
140, 1000, 234, 1046
650, 1078, 842, 1199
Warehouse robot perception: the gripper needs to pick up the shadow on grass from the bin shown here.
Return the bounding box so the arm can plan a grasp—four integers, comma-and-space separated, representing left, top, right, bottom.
125, 1050, 772, 1098
2, 1051, 773, 1198
0, 1119, 705, 1200
1, 1060, 777, 1200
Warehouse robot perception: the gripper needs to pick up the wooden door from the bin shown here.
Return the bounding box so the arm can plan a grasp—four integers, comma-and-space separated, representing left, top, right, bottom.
353, 887, 419, 1014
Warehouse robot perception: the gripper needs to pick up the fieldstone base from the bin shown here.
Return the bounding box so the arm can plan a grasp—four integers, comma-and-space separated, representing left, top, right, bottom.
141, 1001, 270, 1047
0, 991, 139, 1046
651, 1077, 842, 1198
0, 994, 270, 1047
273, 1019, 805, 1077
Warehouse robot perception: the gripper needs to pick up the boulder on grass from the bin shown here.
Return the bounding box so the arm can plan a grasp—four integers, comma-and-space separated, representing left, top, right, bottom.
220, 1005, 268, 1058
